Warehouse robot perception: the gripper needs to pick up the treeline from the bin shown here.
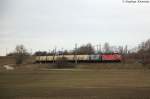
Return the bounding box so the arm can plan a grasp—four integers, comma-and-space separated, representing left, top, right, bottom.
33, 43, 128, 56
6, 39, 150, 65
126, 39, 150, 64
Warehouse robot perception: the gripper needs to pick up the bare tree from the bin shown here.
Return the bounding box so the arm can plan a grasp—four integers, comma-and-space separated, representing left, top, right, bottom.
118, 46, 124, 54
124, 45, 128, 54
15, 45, 27, 54
14, 45, 30, 64
76, 43, 95, 54
103, 42, 111, 53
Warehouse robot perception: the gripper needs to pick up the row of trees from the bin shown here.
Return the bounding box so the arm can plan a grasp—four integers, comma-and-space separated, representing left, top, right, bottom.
127, 39, 150, 65
7, 43, 129, 57
6, 39, 150, 64
34, 43, 129, 56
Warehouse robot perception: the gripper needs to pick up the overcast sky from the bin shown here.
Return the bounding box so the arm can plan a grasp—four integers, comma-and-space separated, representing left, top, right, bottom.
0, 0, 150, 55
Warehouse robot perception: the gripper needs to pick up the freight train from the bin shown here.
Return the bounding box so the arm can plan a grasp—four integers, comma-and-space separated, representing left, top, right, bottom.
35, 53, 122, 63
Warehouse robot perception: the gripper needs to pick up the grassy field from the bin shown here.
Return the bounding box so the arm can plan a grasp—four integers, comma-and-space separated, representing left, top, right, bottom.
0, 69, 150, 99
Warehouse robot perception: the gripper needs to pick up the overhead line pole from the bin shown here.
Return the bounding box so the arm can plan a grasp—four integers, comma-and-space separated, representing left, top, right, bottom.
53, 47, 57, 63
96, 45, 99, 54
6, 48, 8, 56
75, 43, 77, 64
99, 44, 101, 53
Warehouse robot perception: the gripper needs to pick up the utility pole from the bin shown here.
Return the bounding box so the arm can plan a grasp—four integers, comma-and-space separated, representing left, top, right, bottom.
75, 43, 77, 64
49, 49, 51, 54
53, 47, 57, 63
96, 44, 99, 54
30, 49, 32, 55
52, 49, 55, 63
6, 48, 8, 56
99, 44, 101, 53
61, 48, 64, 57
39, 50, 41, 64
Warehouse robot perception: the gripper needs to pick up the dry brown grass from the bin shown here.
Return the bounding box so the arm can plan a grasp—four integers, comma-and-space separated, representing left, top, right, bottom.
0, 69, 150, 99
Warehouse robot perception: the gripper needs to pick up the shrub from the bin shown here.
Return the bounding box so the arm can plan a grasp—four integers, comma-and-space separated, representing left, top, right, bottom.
7, 45, 30, 65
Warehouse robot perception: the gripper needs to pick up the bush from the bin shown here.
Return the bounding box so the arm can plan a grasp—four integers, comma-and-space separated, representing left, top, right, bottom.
7, 45, 30, 65
15, 54, 23, 64
15, 54, 29, 64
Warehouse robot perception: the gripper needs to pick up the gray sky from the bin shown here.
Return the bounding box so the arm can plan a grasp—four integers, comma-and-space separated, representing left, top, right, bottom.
0, 0, 150, 55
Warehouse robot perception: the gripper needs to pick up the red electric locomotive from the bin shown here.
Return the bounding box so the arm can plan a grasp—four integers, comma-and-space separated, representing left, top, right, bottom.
101, 53, 122, 62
